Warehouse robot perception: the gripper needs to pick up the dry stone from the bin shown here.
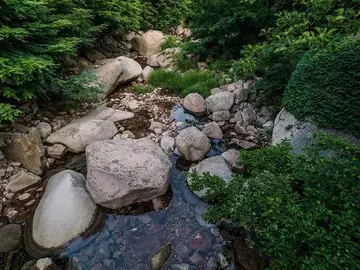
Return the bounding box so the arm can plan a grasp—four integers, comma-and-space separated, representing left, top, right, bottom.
131, 30, 164, 56
183, 93, 206, 116
6, 170, 41, 193
86, 138, 171, 209
205, 92, 235, 112
202, 122, 223, 139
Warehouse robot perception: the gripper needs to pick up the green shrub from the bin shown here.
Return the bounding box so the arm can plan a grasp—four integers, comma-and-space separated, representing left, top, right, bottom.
283, 41, 360, 136
189, 133, 360, 269
188, 0, 291, 58
233, 0, 359, 97
148, 69, 220, 97
133, 85, 153, 94
161, 36, 181, 50
0, 103, 22, 123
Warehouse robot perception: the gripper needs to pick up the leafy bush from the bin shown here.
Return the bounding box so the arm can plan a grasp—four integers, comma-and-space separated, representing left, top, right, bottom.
188, 0, 291, 58
189, 134, 360, 269
133, 85, 153, 94
283, 40, 360, 136
148, 69, 220, 97
0, 103, 22, 123
161, 36, 181, 50
233, 0, 360, 96
142, 0, 191, 31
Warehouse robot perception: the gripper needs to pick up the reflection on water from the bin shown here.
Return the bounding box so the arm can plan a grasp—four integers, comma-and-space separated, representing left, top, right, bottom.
61, 156, 225, 269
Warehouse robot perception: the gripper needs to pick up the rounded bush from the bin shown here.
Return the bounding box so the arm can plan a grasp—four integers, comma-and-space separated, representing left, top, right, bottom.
283, 41, 360, 136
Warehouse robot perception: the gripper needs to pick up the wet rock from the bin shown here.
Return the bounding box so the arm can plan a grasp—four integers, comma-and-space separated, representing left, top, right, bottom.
160, 136, 175, 155
175, 127, 211, 161
142, 66, 154, 82
187, 228, 213, 252
212, 111, 231, 121
131, 30, 164, 56
36, 122, 52, 139
151, 243, 172, 270
171, 264, 191, 270
46, 107, 129, 153
86, 138, 171, 209
0, 224, 22, 252
205, 92, 235, 112
189, 253, 205, 266
65, 154, 87, 174
21, 260, 37, 270
3, 128, 45, 175
91, 56, 142, 98
174, 243, 190, 258
29, 258, 61, 270
202, 122, 223, 139
182, 93, 206, 116
6, 170, 41, 193
27, 170, 97, 254
218, 253, 229, 268
188, 156, 232, 199
47, 144, 67, 159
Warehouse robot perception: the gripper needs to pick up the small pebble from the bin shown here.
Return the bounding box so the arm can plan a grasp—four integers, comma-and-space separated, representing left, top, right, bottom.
18, 193, 31, 201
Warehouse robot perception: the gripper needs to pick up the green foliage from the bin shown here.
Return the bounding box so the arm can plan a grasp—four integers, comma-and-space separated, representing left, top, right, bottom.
161, 36, 181, 50
148, 69, 219, 97
283, 40, 360, 136
0, 103, 21, 123
189, 134, 360, 269
234, 0, 360, 96
188, 0, 292, 58
133, 84, 153, 94
142, 0, 192, 31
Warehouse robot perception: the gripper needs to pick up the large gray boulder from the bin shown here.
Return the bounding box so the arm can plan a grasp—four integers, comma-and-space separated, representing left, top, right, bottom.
131, 30, 165, 56
91, 56, 142, 98
183, 93, 206, 116
175, 127, 211, 161
28, 170, 97, 252
86, 138, 171, 209
46, 107, 133, 153
272, 108, 360, 153
205, 92, 235, 112
2, 128, 45, 175
187, 156, 232, 199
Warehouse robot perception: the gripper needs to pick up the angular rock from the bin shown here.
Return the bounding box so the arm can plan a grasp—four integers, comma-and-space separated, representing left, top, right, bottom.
47, 144, 67, 159
86, 138, 171, 209
0, 224, 22, 253
182, 93, 206, 116
175, 127, 211, 161
36, 122, 52, 139
46, 107, 128, 153
6, 170, 41, 193
131, 30, 164, 56
30, 258, 61, 270
202, 122, 223, 139
221, 149, 240, 168
241, 107, 257, 127
188, 156, 232, 199
3, 128, 45, 175
142, 66, 154, 82
27, 170, 97, 253
263, 120, 274, 133
91, 56, 142, 98
210, 88, 223, 95
156, 47, 181, 69
238, 140, 257, 150
149, 121, 165, 132
212, 111, 230, 121
235, 122, 247, 134
160, 136, 175, 155
233, 87, 248, 102
205, 92, 235, 112
147, 54, 160, 67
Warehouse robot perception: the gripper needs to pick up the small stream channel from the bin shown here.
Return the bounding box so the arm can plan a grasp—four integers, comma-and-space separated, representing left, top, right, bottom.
59, 105, 231, 270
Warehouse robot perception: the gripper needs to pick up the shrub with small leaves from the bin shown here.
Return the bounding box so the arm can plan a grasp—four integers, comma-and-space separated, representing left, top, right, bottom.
283, 40, 360, 136
189, 133, 360, 269
0, 103, 21, 123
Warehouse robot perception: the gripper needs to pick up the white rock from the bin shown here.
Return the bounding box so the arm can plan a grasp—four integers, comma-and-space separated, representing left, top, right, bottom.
31, 170, 97, 249
183, 93, 206, 116
205, 92, 235, 112
128, 100, 139, 110
142, 66, 154, 82
36, 122, 52, 139
147, 54, 160, 67
175, 127, 211, 161
187, 156, 232, 199
91, 56, 142, 98
160, 136, 175, 155
131, 30, 165, 56
86, 139, 171, 209
34, 258, 60, 270
202, 122, 223, 139
6, 170, 41, 193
